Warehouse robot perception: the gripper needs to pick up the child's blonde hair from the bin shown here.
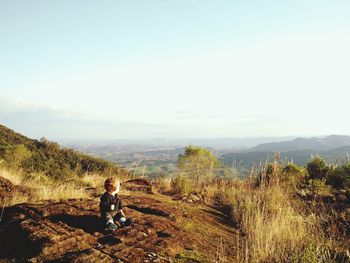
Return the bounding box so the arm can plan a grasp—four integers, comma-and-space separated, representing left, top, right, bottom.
104, 177, 120, 193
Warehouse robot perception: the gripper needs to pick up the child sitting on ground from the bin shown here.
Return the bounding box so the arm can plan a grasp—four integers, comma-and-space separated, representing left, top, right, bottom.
100, 178, 133, 231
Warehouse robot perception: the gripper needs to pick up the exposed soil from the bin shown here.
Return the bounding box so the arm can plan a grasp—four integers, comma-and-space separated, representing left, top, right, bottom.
0, 178, 237, 262
0, 176, 33, 202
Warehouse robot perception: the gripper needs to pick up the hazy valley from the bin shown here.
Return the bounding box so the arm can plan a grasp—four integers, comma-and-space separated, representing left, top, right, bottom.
64, 135, 350, 178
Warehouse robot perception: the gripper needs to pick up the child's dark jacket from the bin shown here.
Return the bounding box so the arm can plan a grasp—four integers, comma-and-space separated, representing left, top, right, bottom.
99, 192, 123, 213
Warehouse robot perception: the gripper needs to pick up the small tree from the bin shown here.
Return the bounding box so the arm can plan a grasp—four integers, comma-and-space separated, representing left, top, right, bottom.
178, 146, 220, 182
306, 156, 329, 180
327, 164, 350, 189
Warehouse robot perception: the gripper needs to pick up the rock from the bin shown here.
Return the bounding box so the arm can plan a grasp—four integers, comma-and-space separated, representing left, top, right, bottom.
122, 179, 153, 193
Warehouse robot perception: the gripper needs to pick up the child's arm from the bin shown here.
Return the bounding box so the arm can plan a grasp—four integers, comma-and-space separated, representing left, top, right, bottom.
100, 194, 111, 212
117, 197, 126, 218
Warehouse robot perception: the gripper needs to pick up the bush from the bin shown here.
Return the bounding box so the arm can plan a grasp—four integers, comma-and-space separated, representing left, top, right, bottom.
171, 175, 191, 195
306, 157, 330, 180
283, 163, 304, 174
327, 164, 350, 189
4, 144, 32, 169
282, 163, 306, 186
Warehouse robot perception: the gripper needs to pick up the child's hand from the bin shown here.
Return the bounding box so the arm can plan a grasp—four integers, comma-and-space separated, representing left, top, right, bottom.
110, 204, 115, 211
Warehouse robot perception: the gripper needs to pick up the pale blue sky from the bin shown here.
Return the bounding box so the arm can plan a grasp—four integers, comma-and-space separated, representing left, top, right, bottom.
1, 1, 350, 139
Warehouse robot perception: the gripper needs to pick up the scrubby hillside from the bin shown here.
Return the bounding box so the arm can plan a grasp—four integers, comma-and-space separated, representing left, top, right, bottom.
0, 131, 349, 262
0, 124, 129, 178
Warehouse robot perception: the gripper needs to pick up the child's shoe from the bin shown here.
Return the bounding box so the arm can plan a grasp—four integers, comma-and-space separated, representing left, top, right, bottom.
108, 222, 118, 231
120, 218, 133, 227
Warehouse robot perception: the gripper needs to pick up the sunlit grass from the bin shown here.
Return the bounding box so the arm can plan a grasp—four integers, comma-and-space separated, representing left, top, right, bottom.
0, 167, 90, 206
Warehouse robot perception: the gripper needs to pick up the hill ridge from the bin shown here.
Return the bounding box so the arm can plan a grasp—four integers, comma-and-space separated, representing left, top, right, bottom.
248, 135, 350, 152
0, 124, 128, 178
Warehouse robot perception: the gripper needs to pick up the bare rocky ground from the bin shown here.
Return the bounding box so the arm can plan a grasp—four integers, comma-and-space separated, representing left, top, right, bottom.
0, 179, 237, 263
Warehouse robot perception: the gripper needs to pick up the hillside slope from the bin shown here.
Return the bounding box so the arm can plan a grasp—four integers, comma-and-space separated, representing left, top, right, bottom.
0, 179, 237, 263
0, 124, 128, 177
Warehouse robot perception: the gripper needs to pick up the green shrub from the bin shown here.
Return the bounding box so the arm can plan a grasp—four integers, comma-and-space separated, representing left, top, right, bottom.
306, 157, 330, 180
283, 163, 304, 174
327, 164, 350, 189
4, 144, 32, 169
171, 175, 191, 195
281, 163, 306, 186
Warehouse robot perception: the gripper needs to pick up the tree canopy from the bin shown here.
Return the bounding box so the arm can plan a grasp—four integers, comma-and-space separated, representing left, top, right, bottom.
178, 146, 220, 182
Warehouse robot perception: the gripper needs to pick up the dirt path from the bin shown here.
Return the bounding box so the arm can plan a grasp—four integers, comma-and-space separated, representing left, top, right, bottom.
0, 184, 237, 262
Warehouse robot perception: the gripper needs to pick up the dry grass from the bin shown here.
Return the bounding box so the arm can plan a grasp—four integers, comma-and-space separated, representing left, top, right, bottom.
151, 176, 172, 194
81, 173, 107, 189
0, 168, 90, 207
1, 192, 31, 207
212, 181, 332, 262
0, 168, 23, 185
35, 183, 89, 201
0, 168, 136, 209
168, 166, 336, 263
240, 188, 318, 262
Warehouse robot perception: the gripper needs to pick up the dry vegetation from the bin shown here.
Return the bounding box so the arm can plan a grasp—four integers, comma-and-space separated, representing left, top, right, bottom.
158, 159, 350, 263
214, 183, 326, 262
0, 168, 114, 207
1, 157, 349, 262
0, 163, 133, 208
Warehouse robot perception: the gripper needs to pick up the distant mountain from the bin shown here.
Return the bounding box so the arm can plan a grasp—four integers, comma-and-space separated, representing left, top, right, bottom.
248, 135, 350, 152
61, 136, 296, 150
220, 146, 350, 174
0, 124, 128, 178
220, 135, 350, 176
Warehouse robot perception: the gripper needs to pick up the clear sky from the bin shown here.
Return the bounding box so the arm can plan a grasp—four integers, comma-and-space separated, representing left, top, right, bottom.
1, 1, 350, 140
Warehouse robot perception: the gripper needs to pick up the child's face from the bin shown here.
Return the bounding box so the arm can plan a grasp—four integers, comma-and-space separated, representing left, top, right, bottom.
106, 184, 117, 193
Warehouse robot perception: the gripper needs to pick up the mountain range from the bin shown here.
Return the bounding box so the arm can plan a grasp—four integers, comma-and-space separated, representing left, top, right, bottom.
221, 135, 350, 172
248, 135, 350, 152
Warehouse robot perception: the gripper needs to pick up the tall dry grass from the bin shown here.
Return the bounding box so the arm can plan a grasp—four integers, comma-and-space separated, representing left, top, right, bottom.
212, 179, 333, 262
170, 159, 336, 263
151, 176, 172, 194
0, 168, 90, 207
80, 173, 107, 189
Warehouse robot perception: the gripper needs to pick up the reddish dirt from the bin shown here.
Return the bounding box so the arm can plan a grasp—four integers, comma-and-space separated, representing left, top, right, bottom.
0, 178, 238, 262
0, 176, 33, 202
